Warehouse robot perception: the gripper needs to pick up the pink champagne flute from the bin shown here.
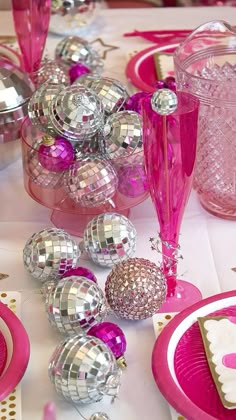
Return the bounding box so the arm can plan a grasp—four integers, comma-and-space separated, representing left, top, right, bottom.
142, 89, 202, 311
11, 0, 51, 74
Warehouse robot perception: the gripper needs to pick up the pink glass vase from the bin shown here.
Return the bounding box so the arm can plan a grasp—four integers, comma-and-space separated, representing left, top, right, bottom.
142, 91, 202, 311
11, 0, 51, 74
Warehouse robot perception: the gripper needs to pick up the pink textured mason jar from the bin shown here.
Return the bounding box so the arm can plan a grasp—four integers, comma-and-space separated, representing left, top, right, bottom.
174, 20, 236, 220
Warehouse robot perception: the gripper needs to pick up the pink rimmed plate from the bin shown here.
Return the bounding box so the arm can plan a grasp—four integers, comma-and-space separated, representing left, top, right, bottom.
152, 291, 236, 420
0, 299, 30, 400
0, 43, 22, 68
125, 43, 178, 93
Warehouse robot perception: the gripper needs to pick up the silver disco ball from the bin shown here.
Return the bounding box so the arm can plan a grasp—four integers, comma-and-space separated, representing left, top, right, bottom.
104, 110, 143, 159
83, 213, 137, 267
89, 77, 129, 115
28, 82, 64, 136
49, 85, 104, 141
48, 334, 121, 404
45, 276, 108, 334
55, 35, 101, 70
23, 227, 80, 283
64, 156, 118, 207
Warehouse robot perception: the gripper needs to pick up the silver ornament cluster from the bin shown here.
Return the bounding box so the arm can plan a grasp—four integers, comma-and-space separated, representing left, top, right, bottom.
48, 334, 121, 404
45, 276, 107, 334
23, 227, 80, 282
83, 213, 137, 267
64, 156, 118, 207
25, 34, 147, 210
104, 110, 143, 159
151, 88, 178, 116
105, 257, 167, 319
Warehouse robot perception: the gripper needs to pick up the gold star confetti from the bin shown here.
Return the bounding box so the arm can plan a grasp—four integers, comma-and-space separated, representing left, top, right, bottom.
231, 267, 236, 272
0, 273, 9, 280
0, 36, 16, 44
90, 38, 119, 60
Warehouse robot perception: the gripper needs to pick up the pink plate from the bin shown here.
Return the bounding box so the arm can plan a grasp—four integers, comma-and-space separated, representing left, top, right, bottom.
125, 43, 179, 93
152, 290, 236, 420
0, 300, 30, 400
0, 43, 22, 68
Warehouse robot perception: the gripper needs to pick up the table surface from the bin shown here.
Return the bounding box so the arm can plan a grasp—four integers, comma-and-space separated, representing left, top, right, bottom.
1, 6, 236, 420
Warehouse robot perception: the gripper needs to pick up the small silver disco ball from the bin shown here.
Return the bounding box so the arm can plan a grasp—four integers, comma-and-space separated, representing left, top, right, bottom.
45, 276, 108, 334
49, 85, 104, 141
83, 213, 137, 267
23, 227, 80, 283
64, 156, 118, 207
48, 334, 121, 404
89, 77, 129, 115
151, 88, 178, 116
104, 110, 143, 159
28, 82, 64, 136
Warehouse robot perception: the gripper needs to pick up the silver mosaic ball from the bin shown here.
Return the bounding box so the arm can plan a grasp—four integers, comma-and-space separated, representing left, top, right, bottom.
49, 85, 104, 141
83, 213, 136, 268
28, 82, 64, 136
104, 110, 142, 159
73, 74, 98, 88
89, 77, 129, 115
105, 257, 167, 320
55, 36, 99, 70
48, 334, 120, 404
45, 276, 107, 334
23, 228, 80, 283
26, 138, 64, 188
90, 414, 110, 420
151, 88, 178, 116
64, 156, 118, 207
31, 59, 69, 88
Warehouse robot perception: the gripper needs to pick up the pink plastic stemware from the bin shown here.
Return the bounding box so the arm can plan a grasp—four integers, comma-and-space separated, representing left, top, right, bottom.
142, 91, 202, 311
11, 0, 51, 74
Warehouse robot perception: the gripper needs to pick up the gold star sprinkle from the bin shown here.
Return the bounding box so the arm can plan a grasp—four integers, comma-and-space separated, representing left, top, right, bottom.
90, 38, 119, 60
0, 273, 9, 280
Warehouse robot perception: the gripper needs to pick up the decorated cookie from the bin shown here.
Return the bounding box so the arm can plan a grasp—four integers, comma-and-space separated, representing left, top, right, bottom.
198, 316, 236, 409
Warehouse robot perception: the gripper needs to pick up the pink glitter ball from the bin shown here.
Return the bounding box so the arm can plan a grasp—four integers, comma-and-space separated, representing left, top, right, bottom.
125, 92, 151, 114
88, 321, 126, 359
69, 62, 91, 84
164, 76, 176, 92
154, 79, 167, 90
63, 266, 97, 283
38, 136, 74, 172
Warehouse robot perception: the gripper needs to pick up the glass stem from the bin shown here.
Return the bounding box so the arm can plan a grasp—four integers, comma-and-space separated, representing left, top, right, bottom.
161, 238, 178, 297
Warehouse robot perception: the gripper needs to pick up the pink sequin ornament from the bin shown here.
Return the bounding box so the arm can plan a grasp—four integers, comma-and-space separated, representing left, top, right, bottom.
117, 163, 148, 198
69, 62, 91, 84
125, 92, 151, 114
63, 266, 97, 283
38, 135, 74, 172
88, 321, 127, 368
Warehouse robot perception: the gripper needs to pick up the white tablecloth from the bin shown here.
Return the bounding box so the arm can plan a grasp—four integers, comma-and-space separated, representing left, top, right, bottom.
1, 6, 236, 420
